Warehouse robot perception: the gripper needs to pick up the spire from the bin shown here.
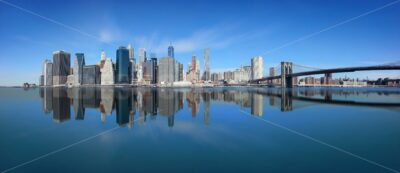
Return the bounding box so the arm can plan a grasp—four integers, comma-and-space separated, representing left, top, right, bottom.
101, 50, 106, 61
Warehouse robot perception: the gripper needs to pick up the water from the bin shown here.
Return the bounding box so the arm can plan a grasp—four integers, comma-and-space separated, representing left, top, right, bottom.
0, 87, 399, 173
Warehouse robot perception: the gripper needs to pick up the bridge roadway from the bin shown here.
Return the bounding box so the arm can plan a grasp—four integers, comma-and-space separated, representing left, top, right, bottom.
250, 65, 400, 83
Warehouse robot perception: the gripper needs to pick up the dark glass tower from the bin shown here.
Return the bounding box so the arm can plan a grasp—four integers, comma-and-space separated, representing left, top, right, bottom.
168, 44, 174, 58
116, 46, 130, 84
74, 53, 85, 85
52, 50, 71, 86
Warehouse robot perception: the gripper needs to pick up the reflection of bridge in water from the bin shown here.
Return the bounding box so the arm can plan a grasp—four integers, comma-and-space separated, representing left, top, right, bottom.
39, 87, 400, 127
252, 88, 400, 112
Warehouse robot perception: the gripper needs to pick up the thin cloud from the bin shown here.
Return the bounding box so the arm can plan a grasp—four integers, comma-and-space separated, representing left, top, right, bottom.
134, 26, 267, 56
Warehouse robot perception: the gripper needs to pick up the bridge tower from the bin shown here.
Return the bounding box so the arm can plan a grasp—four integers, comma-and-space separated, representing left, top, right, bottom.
281, 62, 293, 88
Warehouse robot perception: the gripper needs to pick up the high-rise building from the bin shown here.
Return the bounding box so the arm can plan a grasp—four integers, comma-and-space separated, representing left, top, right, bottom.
39, 75, 44, 86
139, 48, 146, 64
178, 63, 184, 81
251, 56, 263, 80
52, 50, 71, 86
269, 67, 275, 77
151, 58, 158, 84
101, 58, 115, 85
73, 53, 85, 86
203, 48, 210, 81
143, 60, 153, 84
168, 43, 174, 58
186, 55, 201, 82
116, 46, 130, 84
158, 57, 176, 84
82, 65, 100, 85
43, 59, 53, 86
127, 44, 135, 63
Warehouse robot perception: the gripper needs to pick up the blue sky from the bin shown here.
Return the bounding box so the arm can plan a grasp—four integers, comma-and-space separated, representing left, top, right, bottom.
0, 0, 399, 85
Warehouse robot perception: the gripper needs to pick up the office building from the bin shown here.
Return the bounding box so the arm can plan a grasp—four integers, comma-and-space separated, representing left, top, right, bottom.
43, 60, 53, 86
139, 48, 146, 64
52, 50, 71, 86
168, 43, 174, 58
101, 58, 115, 85
82, 65, 100, 85
150, 58, 158, 84
116, 46, 130, 84
158, 57, 176, 84
178, 63, 184, 81
251, 56, 263, 80
73, 53, 85, 86
202, 48, 210, 81
128, 44, 135, 63
186, 55, 200, 82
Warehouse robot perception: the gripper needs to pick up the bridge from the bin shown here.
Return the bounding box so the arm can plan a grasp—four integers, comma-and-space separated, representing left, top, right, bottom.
251, 61, 400, 88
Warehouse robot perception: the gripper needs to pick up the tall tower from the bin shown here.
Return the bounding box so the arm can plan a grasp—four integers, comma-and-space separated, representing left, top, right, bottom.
127, 44, 135, 63
203, 48, 210, 81
251, 56, 263, 80
168, 43, 174, 58
52, 50, 71, 86
116, 46, 130, 84
139, 48, 146, 63
73, 53, 85, 86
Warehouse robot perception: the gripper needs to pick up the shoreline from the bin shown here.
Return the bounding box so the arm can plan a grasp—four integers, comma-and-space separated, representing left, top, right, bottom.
1, 85, 399, 89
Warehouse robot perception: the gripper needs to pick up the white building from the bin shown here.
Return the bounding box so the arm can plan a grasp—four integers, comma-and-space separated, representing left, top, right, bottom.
139, 48, 146, 64
251, 56, 263, 80
101, 58, 115, 85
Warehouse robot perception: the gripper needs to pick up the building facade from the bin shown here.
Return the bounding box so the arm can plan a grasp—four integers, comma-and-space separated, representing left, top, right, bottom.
43, 60, 53, 86
116, 46, 130, 84
82, 65, 100, 85
203, 48, 210, 81
251, 56, 263, 80
52, 50, 71, 86
101, 58, 115, 85
73, 53, 85, 86
168, 44, 174, 58
158, 57, 176, 84
186, 55, 200, 82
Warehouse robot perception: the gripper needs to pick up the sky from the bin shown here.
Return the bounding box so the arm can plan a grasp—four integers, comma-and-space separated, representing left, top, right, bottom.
0, 0, 399, 85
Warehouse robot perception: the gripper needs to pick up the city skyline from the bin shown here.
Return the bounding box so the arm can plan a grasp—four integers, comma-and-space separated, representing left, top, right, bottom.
1, 0, 400, 85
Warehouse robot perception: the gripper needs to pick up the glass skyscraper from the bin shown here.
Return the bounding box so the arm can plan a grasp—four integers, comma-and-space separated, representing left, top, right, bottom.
74, 53, 85, 85
116, 46, 130, 84
52, 50, 71, 86
168, 44, 174, 58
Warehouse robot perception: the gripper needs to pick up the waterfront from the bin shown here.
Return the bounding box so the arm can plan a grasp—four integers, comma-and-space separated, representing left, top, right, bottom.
0, 87, 400, 172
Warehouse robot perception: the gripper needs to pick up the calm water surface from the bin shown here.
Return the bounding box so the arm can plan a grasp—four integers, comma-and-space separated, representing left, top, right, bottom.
0, 87, 400, 173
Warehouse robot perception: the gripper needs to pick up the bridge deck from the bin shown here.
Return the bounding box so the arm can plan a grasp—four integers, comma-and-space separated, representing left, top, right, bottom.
253, 65, 400, 82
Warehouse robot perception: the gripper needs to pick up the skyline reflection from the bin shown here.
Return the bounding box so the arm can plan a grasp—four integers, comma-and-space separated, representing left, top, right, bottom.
39, 87, 400, 127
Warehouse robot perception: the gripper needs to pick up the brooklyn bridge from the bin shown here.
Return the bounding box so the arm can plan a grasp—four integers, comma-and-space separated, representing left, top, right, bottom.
250, 61, 400, 88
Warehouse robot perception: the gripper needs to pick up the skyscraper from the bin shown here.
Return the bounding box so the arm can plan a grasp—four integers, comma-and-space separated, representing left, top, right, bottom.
52, 50, 71, 86
101, 58, 115, 85
73, 53, 85, 86
43, 59, 53, 86
251, 56, 263, 80
116, 46, 130, 84
139, 48, 146, 64
82, 65, 100, 85
150, 58, 158, 84
158, 57, 176, 84
186, 55, 200, 82
203, 48, 210, 81
127, 44, 135, 62
168, 43, 174, 58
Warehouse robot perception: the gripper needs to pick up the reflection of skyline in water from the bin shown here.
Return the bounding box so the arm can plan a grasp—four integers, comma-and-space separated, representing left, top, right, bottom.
39, 87, 400, 127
